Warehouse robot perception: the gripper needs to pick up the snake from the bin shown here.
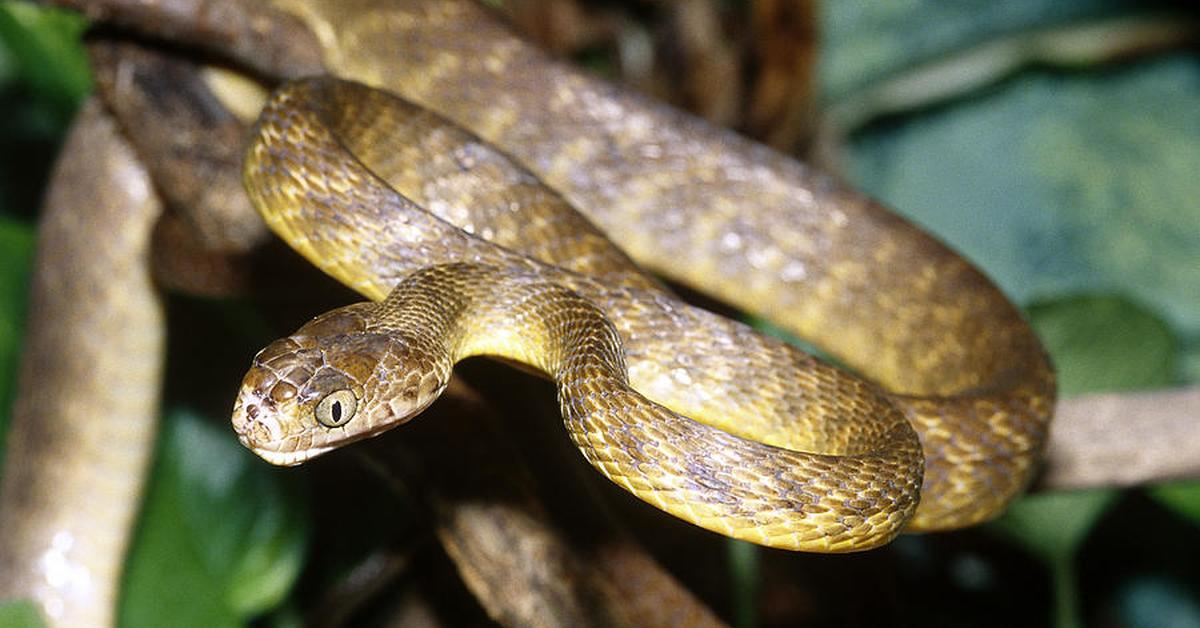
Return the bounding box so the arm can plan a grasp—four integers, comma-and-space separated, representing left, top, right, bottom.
0, 0, 1056, 622
231, 70, 1055, 552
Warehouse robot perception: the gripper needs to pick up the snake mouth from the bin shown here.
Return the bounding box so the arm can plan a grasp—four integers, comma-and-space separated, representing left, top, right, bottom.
231, 398, 322, 466
242, 437, 333, 467
232, 386, 437, 467
230, 415, 316, 466
236, 414, 413, 467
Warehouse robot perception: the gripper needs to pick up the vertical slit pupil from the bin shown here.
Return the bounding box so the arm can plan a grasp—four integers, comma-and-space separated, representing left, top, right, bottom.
331, 400, 342, 423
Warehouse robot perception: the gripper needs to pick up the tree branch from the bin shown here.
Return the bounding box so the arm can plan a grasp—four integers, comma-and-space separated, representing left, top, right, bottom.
1039, 386, 1200, 491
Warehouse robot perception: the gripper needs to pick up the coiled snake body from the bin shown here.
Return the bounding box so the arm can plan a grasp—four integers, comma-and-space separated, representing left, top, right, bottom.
0, 2, 1059, 625
232, 77, 1054, 552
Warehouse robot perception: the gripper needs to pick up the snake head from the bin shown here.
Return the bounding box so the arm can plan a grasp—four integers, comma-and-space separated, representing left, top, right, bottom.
231, 302, 448, 465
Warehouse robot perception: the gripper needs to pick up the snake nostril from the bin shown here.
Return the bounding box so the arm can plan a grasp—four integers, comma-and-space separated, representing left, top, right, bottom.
246, 403, 260, 420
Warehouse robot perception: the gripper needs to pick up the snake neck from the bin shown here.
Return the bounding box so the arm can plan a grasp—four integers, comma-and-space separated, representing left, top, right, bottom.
372, 263, 629, 388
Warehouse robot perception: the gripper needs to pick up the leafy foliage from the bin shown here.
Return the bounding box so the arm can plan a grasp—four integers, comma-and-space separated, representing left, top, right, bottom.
119, 410, 308, 628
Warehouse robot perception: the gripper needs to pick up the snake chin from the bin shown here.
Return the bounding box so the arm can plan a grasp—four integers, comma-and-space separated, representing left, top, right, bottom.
242, 437, 332, 467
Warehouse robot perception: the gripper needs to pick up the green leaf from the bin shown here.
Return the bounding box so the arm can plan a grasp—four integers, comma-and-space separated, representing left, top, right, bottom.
995, 490, 1117, 562
0, 2, 90, 118
845, 54, 1200, 340
1028, 295, 1177, 396
0, 599, 46, 628
119, 409, 308, 628
0, 216, 34, 463
1150, 481, 1200, 527
173, 410, 308, 616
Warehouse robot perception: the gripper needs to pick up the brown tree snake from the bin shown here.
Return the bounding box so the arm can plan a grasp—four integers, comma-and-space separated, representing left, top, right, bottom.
0, 0, 1056, 624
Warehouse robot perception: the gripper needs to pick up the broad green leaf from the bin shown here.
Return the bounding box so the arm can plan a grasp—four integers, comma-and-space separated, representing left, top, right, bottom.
172, 410, 308, 616
0, 600, 45, 628
995, 490, 1117, 562
845, 54, 1200, 339
120, 409, 308, 628
0, 2, 89, 119
1028, 295, 1177, 396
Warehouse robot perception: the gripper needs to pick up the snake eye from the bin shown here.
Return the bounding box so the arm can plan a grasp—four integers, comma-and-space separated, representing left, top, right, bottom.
315, 390, 357, 428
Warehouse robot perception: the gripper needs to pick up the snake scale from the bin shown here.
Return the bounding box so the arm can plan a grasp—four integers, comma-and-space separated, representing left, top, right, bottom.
232, 1, 1055, 552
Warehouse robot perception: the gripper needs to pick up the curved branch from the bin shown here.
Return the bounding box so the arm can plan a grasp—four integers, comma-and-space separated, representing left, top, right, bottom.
1039, 386, 1200, 490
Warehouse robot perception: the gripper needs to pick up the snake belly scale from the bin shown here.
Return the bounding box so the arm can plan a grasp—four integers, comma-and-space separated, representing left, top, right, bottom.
232, 77, 1053, 552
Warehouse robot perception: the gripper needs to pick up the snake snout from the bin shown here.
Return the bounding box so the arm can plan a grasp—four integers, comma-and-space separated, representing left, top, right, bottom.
232, 381, 279, 440
231, 383, 318, 466
232, 348, 319, 457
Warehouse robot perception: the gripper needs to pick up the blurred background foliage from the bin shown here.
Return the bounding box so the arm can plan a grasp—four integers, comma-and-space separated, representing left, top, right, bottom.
0, 0, 1197, 626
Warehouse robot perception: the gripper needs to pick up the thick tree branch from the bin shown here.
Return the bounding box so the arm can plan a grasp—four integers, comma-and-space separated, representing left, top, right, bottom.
40, 0, 324, 78
1039, 386, 1200, 491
